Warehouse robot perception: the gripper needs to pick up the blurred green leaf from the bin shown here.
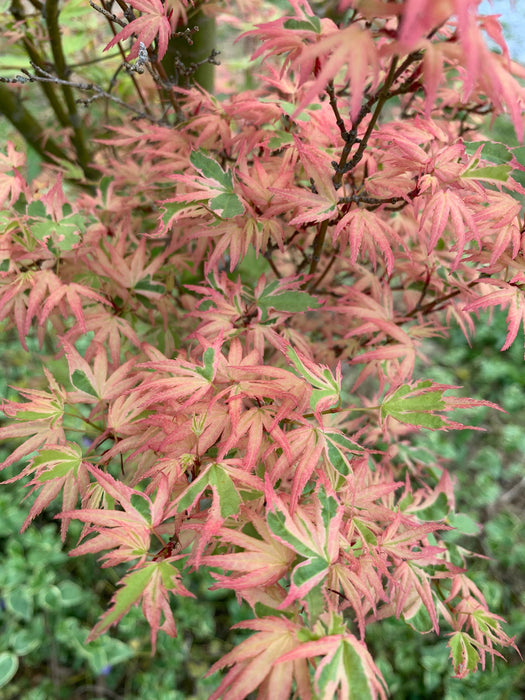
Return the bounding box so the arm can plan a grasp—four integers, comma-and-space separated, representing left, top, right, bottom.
0, 652, 18, 689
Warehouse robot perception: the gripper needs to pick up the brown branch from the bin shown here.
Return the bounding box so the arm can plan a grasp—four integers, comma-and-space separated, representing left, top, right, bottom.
306, 219, 329, 278
9, 0, 70, 127
337, 55, 399, 179
0, 82, 68, 164
44, 0, 98, 180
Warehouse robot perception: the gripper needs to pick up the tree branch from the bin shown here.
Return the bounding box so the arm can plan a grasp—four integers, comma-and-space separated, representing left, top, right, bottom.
44, 0, 98, 180
0, 82, 68, 164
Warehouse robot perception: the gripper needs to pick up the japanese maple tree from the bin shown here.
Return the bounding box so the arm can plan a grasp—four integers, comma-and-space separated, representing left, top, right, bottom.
0, 0, 524, 696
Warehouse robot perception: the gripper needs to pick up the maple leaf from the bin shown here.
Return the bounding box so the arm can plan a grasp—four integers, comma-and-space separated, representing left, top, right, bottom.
269, 424, 325, 512
264, 485, 343, 607
268, 185, 339, 226
18, 443, 88, 537
59, 466, 173, 566
266, 138, 341, 226
379, 379, 501, 431
474, 191, 521, 265
395, 0, 518, 135
104, 0, 187, 61
0, 141, 27, 207
89, 237, 166, 299
328, 556, 385, 640
0, 368, 66, 473
39, 280, 110, 334
61, 308, 141, 366
332, 286, 418, 378
176, 461, 244, 565
20, 269, 62, 338
201, 508, 296, 592
448, 631, 487, 679
386, 559, 443, 634
39, 172, 67, 221
333, 208, 402, 275
465, 276, 525, 353
168, 150, 245, 220
206, 617, 311, 700
87, 560, 193, 652
62, 339, 140, 403
296, 23, 380, 122
243, 6, 324, 70
419, 186, 480, 266
216, 403, 287, 471
278, 615, 387, 700
445, 574, 519, 678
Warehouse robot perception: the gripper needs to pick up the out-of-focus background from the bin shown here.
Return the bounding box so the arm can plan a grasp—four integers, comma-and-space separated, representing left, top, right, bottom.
480, 0, 525, 63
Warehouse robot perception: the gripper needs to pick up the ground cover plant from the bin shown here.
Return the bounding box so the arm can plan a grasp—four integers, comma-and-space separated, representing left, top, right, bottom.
0, 0, 524, 697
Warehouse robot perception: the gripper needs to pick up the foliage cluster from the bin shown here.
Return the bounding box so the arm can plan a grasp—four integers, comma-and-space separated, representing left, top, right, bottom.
367, 310, 525, 698
0, 468, 240, 699
1, 0, 524, 697
1, 315, 524, 698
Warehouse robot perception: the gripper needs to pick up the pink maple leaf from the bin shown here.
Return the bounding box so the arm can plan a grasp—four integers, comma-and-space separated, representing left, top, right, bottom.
207, 617, 311, 700
0, 141, 27, 207
104, 0, 187, 61
465, 276, 525, 353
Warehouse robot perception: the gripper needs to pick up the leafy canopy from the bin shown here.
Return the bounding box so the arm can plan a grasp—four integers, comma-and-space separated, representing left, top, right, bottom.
0, 0, 523, 696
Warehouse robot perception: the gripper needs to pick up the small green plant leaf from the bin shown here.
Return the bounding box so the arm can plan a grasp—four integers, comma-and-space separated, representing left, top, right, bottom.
88, 565, 157, 639
448, 632, 480, 678
0, 652, 19, 689
33, 443, 83, 482
380, 381, 447, 428
5, 587, 34, 620
258, 290, 321, 318
283, 16, 321, 33
462, 163, 511, 182
267, 508, 317, 559
209, 191, 244, 218
209, 463, 241, 518
448, 512, 481, 535
71, 369, 99, 397
190, 149, 231, 188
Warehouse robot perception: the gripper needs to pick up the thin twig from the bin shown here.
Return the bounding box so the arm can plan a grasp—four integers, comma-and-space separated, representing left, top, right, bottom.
20, 63, 165, 123
89, 0, 127, 27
